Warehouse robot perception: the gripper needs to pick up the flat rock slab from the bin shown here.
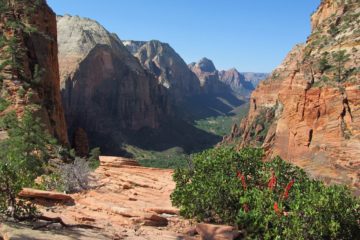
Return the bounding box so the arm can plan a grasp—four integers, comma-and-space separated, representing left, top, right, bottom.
0, 222, 111, 240
19, 188, 73, 202
28, 156, 195, 239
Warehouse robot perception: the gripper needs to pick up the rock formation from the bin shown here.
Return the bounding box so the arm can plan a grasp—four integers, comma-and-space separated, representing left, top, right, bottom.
232, 0, 360, 191
219, 68, 255, 97
0, 0, 68, 144
57, 15, 169, 154
189, 57, 231, 94
123, 40, 201, 102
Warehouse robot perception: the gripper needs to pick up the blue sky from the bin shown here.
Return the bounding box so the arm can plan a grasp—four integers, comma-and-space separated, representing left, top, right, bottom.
47, 0, 320, 73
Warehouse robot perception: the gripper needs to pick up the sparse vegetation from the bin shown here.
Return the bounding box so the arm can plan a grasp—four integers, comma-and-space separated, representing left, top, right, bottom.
0, 97, 9, 112
59, 158, 91, 193
171, 147, 360, 239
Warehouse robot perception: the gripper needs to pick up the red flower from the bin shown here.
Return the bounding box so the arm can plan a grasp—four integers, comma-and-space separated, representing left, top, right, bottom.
268, 172, 277, 190
283, 179, 295, 200
273, 202, 281, 215
237, 171, 247, 190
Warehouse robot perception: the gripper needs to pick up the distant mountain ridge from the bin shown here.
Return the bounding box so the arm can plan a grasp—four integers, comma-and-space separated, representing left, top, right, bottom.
219, 68, 255, 98
241, 72, 269, 88
123, 40, 201, 102
124, 42, 268, 100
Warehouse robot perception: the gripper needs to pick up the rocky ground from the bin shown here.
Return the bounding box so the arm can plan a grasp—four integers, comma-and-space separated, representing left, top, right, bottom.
0, 157, 200, 239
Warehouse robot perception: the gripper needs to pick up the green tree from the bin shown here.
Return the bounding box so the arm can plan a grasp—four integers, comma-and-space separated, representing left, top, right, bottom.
332, 50, 350, 82
0, 109, 54, 218
318, 52, 331, 73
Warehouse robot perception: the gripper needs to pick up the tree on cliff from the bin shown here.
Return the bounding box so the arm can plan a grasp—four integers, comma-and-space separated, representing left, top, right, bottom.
332, 50, 350, 82
0, 109, 53, 218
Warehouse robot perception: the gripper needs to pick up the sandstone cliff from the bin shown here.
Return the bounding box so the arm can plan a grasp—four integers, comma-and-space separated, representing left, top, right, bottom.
231, 0, 360, 191
57, 15, 169, 154
0, 0, 68, 144
123, 40, 201, 102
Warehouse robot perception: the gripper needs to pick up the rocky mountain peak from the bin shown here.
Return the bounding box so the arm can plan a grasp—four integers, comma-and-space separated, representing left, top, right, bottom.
122, 40, 147, 54
57, 15, 143, 85
196, 57, 217, 73
218, 68, 254, 97
311, 0, 345, 30
123, 39, 201, 101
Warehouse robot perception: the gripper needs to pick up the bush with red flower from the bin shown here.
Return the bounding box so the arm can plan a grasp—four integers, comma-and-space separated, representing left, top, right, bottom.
171, 147, 360, 239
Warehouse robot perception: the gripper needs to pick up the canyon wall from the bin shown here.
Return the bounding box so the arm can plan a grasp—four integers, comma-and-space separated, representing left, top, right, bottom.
0, 0, 68, 144
57, 15, 169, 154
230, 0, 360, 192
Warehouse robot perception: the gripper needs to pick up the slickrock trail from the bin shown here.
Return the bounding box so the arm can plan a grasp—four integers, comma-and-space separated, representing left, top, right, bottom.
1, 157, 198, 240
45, 156, 196, 239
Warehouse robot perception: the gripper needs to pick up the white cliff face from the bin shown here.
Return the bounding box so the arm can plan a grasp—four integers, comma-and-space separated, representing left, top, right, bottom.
57, 15, 143, 86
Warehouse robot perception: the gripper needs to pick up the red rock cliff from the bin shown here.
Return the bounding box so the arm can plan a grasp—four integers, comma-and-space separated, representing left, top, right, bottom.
233, 0, 360, 192
0, 0, 68, 144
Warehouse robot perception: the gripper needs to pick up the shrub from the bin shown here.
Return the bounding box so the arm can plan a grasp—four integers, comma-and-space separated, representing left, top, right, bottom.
60, 157, 90, 193
171, 147, 360, 239
0, 97, 9, 112
88, 147, 101, 170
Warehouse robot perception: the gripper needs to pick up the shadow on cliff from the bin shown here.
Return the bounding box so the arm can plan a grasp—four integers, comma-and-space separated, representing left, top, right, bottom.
178, 92, 246, 121
123, 117, 222, 154
84, 117, 222, 156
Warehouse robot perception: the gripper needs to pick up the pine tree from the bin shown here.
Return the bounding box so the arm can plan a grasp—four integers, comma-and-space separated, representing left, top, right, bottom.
0, 109, 53, 218
332, 50, 350, 82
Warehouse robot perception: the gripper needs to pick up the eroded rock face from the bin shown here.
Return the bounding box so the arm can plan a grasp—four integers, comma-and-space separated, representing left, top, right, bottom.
219, 68, 254, 97
0, 0, 68, 144
57, 16, 169, 154
123, 40, 201, 102
235, 0, 360, 191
